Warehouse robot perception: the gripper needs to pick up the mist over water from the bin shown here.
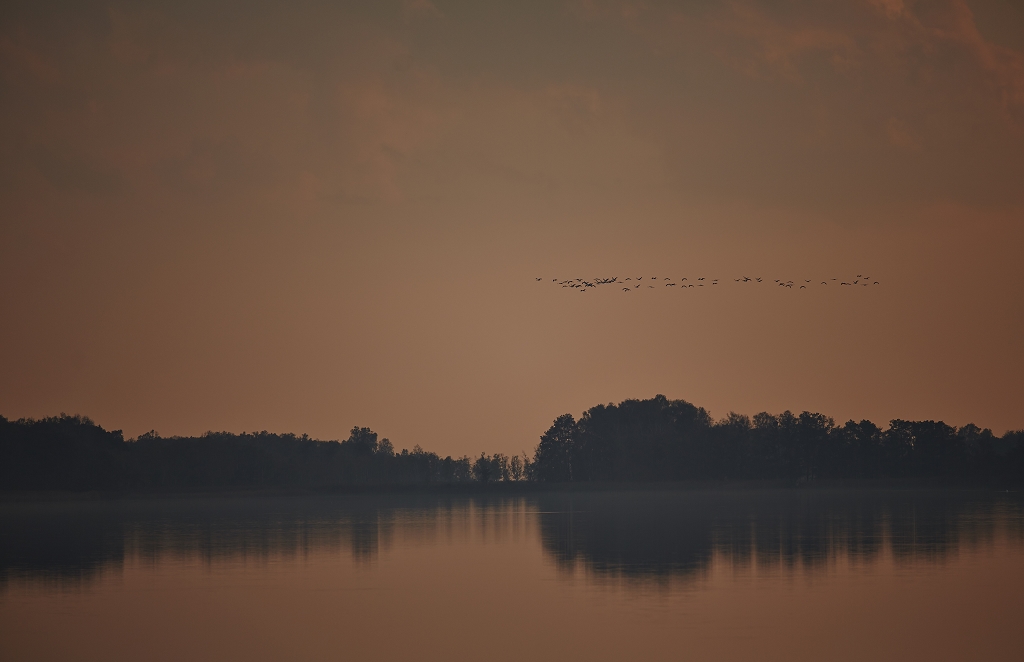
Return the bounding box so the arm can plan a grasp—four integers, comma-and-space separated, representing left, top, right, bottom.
2, 490, 1023, 661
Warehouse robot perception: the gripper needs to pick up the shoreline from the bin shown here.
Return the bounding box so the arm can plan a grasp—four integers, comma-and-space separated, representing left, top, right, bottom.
2, 478, 1019, 503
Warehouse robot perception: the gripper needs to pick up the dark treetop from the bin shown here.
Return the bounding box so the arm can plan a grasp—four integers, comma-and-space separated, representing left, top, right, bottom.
2, 395, 1022, 492
531, 396, 1024, 484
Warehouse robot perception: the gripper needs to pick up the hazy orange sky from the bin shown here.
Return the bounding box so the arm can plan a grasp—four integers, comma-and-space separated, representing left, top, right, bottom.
2, 0, 1022, 456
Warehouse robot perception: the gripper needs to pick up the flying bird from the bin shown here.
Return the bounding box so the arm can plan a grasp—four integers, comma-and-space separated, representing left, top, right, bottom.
541, 271, 882, 300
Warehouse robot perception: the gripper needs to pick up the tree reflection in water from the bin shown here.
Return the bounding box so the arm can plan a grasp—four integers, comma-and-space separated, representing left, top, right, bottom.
2, 491, 1021, 589
534, 490, 1024, 581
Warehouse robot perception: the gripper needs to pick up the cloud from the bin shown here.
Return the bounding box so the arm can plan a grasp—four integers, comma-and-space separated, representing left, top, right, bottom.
401, 0, 443, 23
567, 1, 647, 22
154, 137, 280, 199
330, 70, 449, 201
577, 0, 1024, 126
3, 0, 1023, 216
544, 83, 603, 122
885, 117, 918, 149
917, 0, 1024, 123
868, 0, 907, 20
31, 147, 124, 194
0, 34, 60, 82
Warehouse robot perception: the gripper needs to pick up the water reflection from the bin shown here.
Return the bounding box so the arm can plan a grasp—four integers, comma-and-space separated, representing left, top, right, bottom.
536, 490, 1024, 581
0, 495, 530, 588
2, 490, 1021, 589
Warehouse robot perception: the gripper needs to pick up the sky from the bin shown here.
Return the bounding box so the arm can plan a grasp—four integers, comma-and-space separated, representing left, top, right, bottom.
1, 0, 1023, 456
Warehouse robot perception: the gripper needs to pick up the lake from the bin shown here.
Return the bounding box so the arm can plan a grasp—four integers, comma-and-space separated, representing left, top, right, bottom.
2, 489, 1023, 661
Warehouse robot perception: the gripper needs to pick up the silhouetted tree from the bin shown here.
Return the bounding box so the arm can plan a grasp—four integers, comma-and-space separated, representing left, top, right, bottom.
528, 396, 1022, 484
533, 414, 578, 481
509, 454, 524, 481
3, 398, 1023, 492
344, 427, 379, 455
473, 453, 493, 483
0, 414, 126, 491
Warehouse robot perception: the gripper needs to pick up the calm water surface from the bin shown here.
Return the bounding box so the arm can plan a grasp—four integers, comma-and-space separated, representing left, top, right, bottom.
2, 490, 1023, 661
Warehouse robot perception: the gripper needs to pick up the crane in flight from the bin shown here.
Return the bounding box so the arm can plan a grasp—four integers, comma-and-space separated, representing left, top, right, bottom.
534, 273, 882, 295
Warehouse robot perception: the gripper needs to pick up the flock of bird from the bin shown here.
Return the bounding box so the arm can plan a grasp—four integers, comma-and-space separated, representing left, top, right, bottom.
535, 275, 881, 292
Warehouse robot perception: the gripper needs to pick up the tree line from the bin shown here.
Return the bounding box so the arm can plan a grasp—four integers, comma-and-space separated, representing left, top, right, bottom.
532, 395, 1024, 483
0, 416, 518, 491
2, 395, 1023, 491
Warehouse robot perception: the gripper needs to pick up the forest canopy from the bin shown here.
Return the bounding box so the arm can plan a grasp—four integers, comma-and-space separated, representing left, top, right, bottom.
531, 395, 1024, 483
2, 396, 1022, 492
